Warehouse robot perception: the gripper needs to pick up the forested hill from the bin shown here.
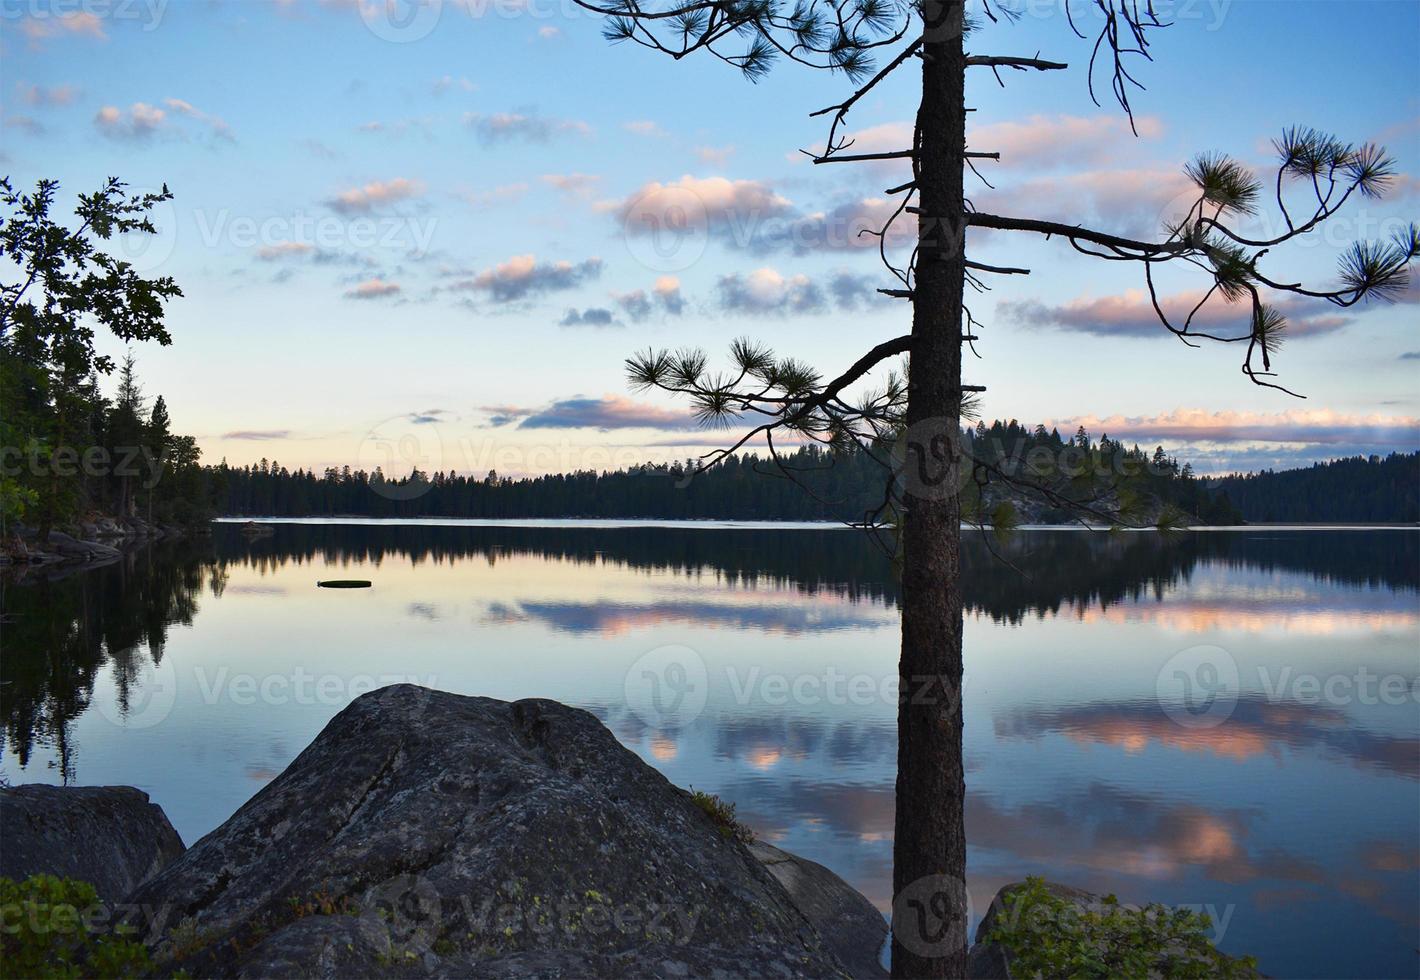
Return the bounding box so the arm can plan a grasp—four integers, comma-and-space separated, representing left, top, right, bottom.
211, 421, 1231, 524
206, 424, 1415, 525
1209, 453, 1419, 524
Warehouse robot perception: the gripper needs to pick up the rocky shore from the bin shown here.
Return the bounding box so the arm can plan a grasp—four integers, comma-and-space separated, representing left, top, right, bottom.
0, 516, 193, 569
0, 686, 1252, 978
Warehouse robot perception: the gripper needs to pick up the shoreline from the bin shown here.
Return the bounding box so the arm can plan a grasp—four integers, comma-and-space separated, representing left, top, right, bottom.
214, 516, 1420, 531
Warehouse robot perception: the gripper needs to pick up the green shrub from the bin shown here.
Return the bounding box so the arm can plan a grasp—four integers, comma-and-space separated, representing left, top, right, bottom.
689, 789, 755, 845
0, 874, 153, 979
986, 876, 1258, 979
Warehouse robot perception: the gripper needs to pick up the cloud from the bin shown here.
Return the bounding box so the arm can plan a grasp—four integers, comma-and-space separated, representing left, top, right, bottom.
356, 117, 434, 140
827, 270, 883, 310
459, 182, 529, 208
536, 25, 562, 39
432, 74, 475, 95
718, 268, 882, 315
718, 268, 823, 314
998, 288, 1351, 339
451, 254, 603, 302
759, 196, 913, 253
1040, 408, 1420, 448
15, 83, 80, 107
465, 111, 591, 143
326, 177, 425, 214
407, 408, 451, 424
220, 430, 291, 441
607, 177, 914, 255
654, 275, 686, 315
611, 175, 792, 237
976, 167, 1194, 238
615, 275, 686, 320
695, 145, 735, 167
558, 307, 620, 328
298, 138, 341, 160
93, 102, 167, 140
967, 113, 1164, 168
517, 395, 697, 431
541, 173, 601, 197
344, 278, 402, 300
827, 121, 913, 175
623, 120, 663, 137
162, 98, 234, 141
1401, 352, 1420, 360
94, 98, 233, 142
480, 404, 533, 427
17, 11, 106, 45
5, 115, 44, 136
256, 242, 317, 260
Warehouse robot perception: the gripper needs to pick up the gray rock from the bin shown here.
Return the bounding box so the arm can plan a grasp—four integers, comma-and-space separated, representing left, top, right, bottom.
0, 785, 186, 903
43, 530, 121, 559
750, 842, 886, 978
128, 686, 854, 978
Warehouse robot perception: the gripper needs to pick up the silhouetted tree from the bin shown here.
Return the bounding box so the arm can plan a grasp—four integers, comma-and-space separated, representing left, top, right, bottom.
0, 178, 181, 538
567, 1, 1417, 973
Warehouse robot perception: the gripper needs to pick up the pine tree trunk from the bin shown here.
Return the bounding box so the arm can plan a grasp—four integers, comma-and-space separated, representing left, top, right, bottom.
891, 1, 969, 977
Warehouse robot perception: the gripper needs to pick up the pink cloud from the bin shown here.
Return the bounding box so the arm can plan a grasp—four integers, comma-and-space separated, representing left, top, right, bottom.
694, 145, 735, 167
968, 114, 1164, 168
327, 177, 425, 214
94, 102, 166, 140
344, 278, 402, 300
514, 395, 697, 431
1041, 408, 1420, 447
94, 98, 232, 142
450, 254, 603, 302
16, 83, 80, 107
999, 288, 1351, 340
609, 175, 792, 233
541, 173, 601, 197
19, 11, 106, 44
976, 167, 1195, 238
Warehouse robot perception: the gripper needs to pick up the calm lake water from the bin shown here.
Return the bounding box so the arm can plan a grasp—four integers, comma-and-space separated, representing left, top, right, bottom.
2, 522, 1417, 977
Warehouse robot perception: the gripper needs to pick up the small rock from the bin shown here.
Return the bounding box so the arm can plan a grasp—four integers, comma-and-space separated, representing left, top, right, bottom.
0, 785, 186, 904
43, 531, 121, 560
751, 841, 887, 978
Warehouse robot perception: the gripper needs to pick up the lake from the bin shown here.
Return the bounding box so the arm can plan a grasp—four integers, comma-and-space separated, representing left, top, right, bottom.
2, 522, 1416, 977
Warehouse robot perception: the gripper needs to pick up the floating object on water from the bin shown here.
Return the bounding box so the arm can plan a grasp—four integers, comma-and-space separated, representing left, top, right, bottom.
317, 580, 372, 589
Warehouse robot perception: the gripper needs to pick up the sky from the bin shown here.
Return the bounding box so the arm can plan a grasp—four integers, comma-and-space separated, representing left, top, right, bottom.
1, 0, 1417, 478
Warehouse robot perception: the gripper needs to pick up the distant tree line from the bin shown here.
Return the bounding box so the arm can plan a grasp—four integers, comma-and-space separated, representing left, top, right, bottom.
210, 420, 1251, 524
207, 427, 1419, 525
1210, 453, 1419, 523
